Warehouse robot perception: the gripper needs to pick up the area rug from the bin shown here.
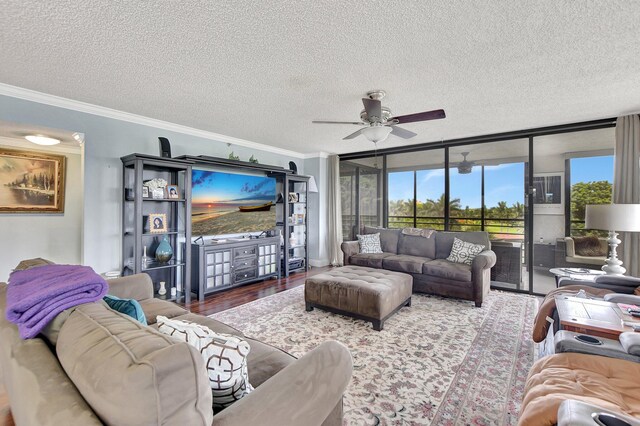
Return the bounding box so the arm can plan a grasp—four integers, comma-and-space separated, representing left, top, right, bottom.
211, 287, 538, 426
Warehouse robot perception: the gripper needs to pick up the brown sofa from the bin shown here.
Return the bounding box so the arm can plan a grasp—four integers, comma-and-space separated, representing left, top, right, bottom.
341, 227, 496, 307
0, 273, 352, 425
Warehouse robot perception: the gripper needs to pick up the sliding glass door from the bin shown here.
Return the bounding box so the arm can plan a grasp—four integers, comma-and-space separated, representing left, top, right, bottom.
531, 128, 615, 294
449, 140, 529, 291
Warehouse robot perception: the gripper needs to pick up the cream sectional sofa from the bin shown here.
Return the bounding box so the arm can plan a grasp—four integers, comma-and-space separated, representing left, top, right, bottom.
0, 273, 352, 425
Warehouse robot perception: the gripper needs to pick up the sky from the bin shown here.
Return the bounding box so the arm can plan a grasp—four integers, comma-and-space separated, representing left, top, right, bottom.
388, 155, 614, 209
191, 170, 276, 204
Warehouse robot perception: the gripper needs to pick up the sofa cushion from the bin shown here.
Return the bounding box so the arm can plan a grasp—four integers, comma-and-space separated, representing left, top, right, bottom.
157, 316, 253, 410
12, 257, 55, 271
56, 303, 213, 425
350, 252, 393, 269
435, 231, 491, 259
520, 352, 640, 426
397, 233, 436, 259
172, 312, 245, 337
168, 314, 295, 387
446, 237, 486, 265
363, 226, 401, 254
139, 298, 188, 324
382, 254, 430, 274
573, 236, 607, 257
357, 233, 383, 254
244, 336, 295, 388
423, 259, 472, 282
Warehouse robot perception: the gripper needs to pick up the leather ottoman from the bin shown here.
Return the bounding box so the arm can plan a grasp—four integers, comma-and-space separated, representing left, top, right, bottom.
304, 266, 413, 331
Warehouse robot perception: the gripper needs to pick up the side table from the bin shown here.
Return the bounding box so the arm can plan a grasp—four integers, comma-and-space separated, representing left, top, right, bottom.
549, 267, 605, 287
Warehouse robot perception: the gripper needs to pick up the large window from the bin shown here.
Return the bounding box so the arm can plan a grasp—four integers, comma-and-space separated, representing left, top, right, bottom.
387, 150, 445, 229
339, 124, 616, 296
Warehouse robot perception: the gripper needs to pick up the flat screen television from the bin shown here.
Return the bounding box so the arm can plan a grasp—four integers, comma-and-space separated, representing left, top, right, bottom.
191, 169, 277, 236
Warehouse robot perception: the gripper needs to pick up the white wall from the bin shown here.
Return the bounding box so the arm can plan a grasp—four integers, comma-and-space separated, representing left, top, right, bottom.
0, 139, 83, 281
0, 94, 319, 273
533, 154, 565, 243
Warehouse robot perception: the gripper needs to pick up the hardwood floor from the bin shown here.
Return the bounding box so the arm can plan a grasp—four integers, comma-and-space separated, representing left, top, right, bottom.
181, 266, 331, 316
0, 266, 330, 424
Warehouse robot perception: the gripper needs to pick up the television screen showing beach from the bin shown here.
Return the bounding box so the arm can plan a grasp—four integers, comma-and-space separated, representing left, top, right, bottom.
192, 170, 276, 236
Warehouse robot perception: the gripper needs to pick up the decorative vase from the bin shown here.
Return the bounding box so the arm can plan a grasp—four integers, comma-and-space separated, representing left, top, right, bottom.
155, 236, 173, 263
158, 281, 167, 296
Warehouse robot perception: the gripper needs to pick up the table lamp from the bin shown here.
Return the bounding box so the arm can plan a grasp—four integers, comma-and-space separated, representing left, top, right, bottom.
585, 204, 640, 275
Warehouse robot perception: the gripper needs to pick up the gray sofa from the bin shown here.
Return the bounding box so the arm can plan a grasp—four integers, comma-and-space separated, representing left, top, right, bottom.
341, 227, 496, 307
0, 273, 352, 425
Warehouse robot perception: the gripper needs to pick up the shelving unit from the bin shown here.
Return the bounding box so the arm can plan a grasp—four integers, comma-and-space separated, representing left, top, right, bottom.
275, 174, 309, 277
121, 154, 194, 304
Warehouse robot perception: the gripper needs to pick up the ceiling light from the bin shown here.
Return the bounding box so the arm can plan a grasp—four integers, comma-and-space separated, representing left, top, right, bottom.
361, 125, 392, 143
25, 135, 61, 146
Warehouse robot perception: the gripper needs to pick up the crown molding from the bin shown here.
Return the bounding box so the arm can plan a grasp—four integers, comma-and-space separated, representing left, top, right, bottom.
0, 83, 308, 159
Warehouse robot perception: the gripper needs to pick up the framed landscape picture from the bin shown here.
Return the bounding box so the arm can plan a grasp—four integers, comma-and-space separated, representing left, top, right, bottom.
0, 148, 66, 213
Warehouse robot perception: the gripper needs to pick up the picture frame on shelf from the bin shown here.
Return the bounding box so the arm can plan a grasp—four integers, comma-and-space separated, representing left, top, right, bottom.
151, 188, 164, 199
295, 213, 305, 224
166, 185, 179, 199
142, 186, 149, 198
149, 213, 167, 233
288, 192, 299, 203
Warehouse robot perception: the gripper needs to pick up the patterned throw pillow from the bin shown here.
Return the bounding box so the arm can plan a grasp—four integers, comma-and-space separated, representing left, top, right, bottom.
447, 237, 485, 265
157, 316, 253, 410
357, 233, 383, 254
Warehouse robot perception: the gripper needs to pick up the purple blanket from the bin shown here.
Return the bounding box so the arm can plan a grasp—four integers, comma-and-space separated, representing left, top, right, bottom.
6, 264, 108, 339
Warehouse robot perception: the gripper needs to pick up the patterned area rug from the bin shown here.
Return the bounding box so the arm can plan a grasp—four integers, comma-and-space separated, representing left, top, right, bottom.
211, 287, 538, 426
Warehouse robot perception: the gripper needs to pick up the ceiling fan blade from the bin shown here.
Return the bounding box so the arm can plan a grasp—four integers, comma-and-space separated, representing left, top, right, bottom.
390, 125, 417, 139
392, 109, 446, 124
312, 120, 364, 125
343, 128, 364, 140
362, 98, 382, 121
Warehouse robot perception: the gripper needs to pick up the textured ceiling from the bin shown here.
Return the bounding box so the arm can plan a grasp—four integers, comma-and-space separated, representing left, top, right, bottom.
1, 1, 639, 155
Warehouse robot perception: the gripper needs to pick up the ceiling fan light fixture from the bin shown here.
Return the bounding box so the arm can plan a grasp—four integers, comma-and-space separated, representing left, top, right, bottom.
361, 125, 392, 143
25, 135, 61, 146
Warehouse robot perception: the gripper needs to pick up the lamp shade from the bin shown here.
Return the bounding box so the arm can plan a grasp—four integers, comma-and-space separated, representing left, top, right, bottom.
307, 176, 318, 193
585, 204, 640, 232
361, 126, 392, 143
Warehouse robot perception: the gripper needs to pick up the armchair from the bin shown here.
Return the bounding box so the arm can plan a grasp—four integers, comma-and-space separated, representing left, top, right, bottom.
555, 236, 608, 269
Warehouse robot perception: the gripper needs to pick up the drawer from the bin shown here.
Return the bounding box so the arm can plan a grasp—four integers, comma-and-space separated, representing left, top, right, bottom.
234, 246, 256, 258
234, 269, 257, 282
234, 257, 256, 269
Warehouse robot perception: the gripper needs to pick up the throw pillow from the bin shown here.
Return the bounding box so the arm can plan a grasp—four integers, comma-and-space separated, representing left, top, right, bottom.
157, 316, 253, 410
447, 237, 485, 265
103, 295, 147, 325
357, 233, 383, 254
573, 236, 607, 257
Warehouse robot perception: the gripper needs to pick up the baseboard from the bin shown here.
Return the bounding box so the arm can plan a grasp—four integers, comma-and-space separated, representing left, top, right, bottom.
309, 258, 330, 267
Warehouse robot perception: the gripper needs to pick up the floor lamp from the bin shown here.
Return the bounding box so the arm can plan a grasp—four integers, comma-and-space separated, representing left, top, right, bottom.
585, 204, 640, 275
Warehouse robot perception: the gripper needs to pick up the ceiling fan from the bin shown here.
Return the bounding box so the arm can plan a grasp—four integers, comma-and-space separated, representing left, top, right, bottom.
456, 152, 476, 174
312, 90, 445, 143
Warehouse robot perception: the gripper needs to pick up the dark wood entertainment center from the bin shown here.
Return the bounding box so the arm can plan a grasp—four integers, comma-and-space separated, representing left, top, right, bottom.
122, 153, 309, 303
191, 236, 280, 300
